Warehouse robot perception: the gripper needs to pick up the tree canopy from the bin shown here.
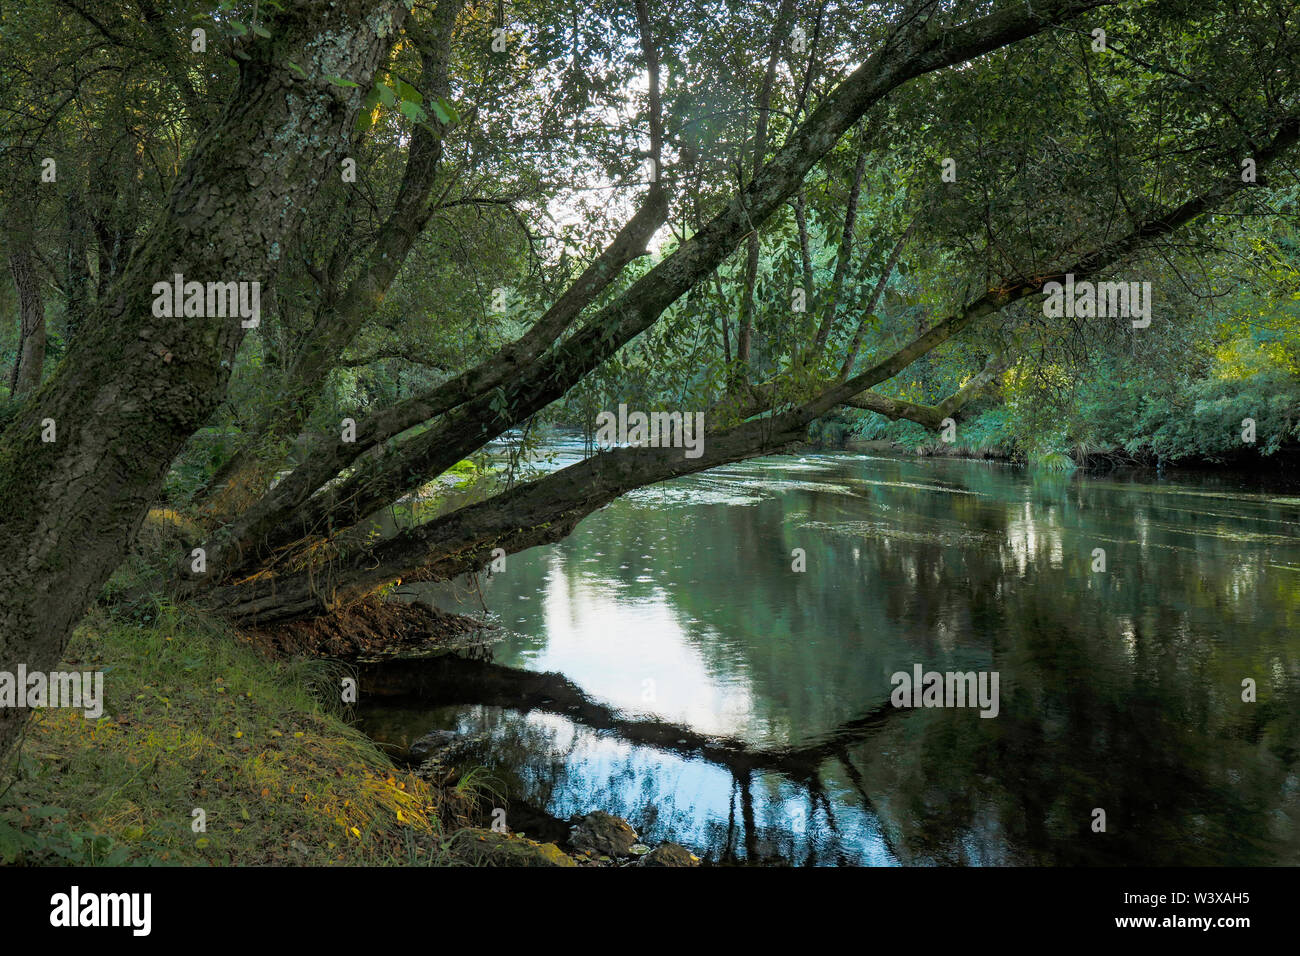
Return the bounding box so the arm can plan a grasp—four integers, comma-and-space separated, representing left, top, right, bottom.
2, 0, 1299, 761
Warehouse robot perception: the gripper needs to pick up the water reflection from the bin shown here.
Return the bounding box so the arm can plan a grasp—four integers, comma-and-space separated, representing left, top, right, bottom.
361, 446, 1300, 865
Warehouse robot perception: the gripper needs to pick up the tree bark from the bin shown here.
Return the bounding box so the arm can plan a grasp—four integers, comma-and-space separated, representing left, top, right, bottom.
7, 246, 46, 396
0, 0, 410, 764
199, 0, 465, 522
842, 351, 1008, 429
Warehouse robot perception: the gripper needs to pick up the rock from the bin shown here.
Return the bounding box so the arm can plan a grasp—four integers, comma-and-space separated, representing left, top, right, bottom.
569, 811, 638, 857
445, 828, 576, 867
408, 729, 460, 761
643, 842, 700, 867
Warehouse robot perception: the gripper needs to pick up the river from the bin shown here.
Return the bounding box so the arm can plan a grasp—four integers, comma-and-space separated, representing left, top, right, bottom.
358, 440, 1300, 865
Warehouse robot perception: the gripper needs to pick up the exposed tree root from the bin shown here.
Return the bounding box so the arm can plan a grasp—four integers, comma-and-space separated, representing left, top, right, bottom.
241, 599, 490, 662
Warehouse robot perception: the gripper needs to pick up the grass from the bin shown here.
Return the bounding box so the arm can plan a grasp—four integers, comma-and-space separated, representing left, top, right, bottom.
0, 595, 477, 866
1028, 449, 1078, 474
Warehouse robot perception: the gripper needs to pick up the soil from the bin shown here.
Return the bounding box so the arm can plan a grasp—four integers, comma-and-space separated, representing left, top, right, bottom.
241, 599, 489, 661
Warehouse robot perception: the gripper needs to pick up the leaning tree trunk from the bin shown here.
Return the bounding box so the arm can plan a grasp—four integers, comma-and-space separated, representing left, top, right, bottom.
0, 0, 410, 764
189, 0, 1111, 591
200, 113, 1300, 628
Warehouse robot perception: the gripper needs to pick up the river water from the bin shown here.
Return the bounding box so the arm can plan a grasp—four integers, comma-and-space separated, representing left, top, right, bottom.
359, 441, 1300, 865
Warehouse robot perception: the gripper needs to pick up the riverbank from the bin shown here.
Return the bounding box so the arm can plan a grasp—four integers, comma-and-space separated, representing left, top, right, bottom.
0, 589, 698, 867
0, 600, 454, 865
0, 591, 570, 866
838, 436, 1300, 478
9, 446, 1295, 867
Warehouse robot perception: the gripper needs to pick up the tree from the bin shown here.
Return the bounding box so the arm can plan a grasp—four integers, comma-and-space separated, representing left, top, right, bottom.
2, 0, 1299, 767
0, 0, 413, 758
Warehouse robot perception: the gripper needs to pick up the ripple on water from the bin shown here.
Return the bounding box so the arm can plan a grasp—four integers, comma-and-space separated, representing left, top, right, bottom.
799, 518, 1000, 547
622, 484, 763, 507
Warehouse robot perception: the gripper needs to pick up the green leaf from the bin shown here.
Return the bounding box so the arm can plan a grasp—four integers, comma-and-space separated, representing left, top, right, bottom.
375, 81, 397, 108
325, 75, 360, 89
430, 96, 459, 124
399, 99, 427, 123
286, 61, 308, 79
251, 23, 271, 39
391, 79, 423, 105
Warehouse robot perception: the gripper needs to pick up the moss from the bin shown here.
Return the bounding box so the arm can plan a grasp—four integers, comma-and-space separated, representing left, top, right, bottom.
0, 601, 472, 866
136, 507, 204, 552
444, 829, 576, 867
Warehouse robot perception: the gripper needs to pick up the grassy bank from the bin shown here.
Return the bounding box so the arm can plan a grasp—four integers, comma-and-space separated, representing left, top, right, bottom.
0, 596, 474, 866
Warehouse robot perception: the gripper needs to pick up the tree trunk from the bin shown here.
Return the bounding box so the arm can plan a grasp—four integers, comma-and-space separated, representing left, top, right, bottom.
7, 246, 45, 396
193, 0, 1110, 586
206, 117, 1300, 627
0, 0, 410, 764
200, 0, 466, 523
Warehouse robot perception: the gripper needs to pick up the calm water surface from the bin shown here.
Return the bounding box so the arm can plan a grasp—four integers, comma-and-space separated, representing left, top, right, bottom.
360, 443, 1300, 865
